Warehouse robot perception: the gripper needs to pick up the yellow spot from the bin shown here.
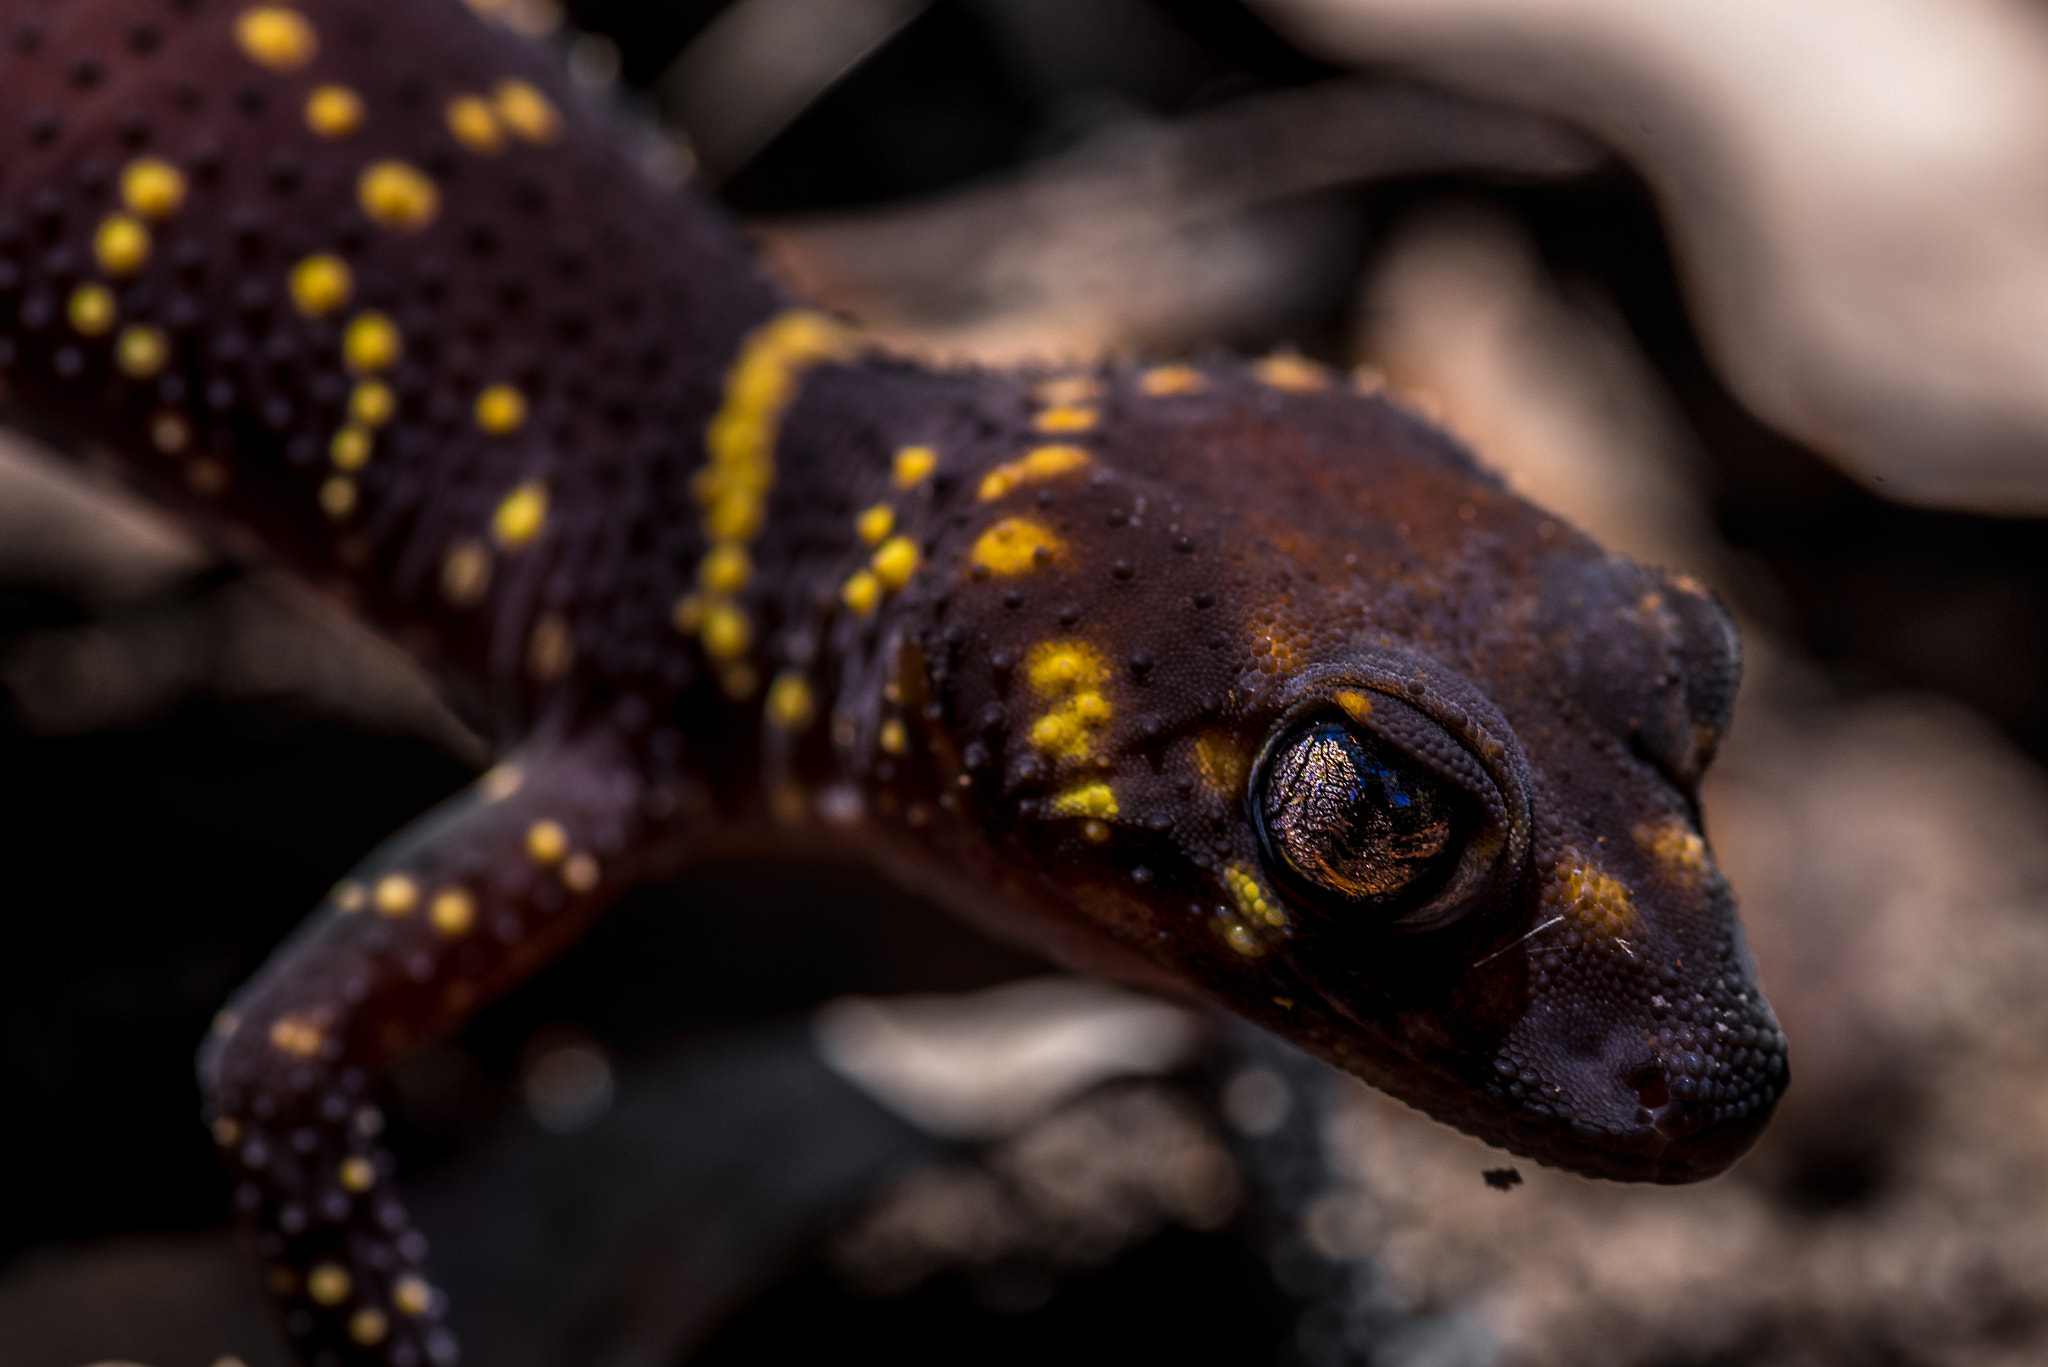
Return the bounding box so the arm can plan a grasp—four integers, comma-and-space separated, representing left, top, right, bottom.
349, 1309, 389, 1347
1139, 363, 1204, 396
374, 874, 419, 917
698, 543, 751, 595
393, 1275, 433, 1317
696, 311, 855, 544
1636, 820, 1710, 890
446, 94, 504, 153
93, 214, 150, 276
527, 613, 573, 679
1254, 353, 1330, 392
320, 477, 357, 519
1033, 404, 1097, 433
856, 504, 894, 546
1543, 854, 1637, 939
330, 424, 372, 471
269, 1014, 325, 1058
527, 820, 568, 864
1224, 863, 1286, 928
338, 1156, 376, 1192
306, 1262, 351, 1306
492, 481, 548, 549
841, 569, 881, 618
1192, 730, 1249, 797
563, 852, 600, 894
350, 380, 395, 427
493, 79, 562, 143
68, 284, 115, 336
1221, 921, 1267, 957
1082, 820, 1112, 844
977, 445, 1091, 502
970, 517, 1062, 577
121, 158, 187, 220
235, 6, 317, 71
1035, 376, 1098, 406
305, 84, 366, 138
474, 383, 527, 435
701, 602, 751, 659
871, 535, 920, 590
1026, 640, 1112, 760
289, 254, 353, 318
151, 411, 191, 454
342, 312, 402, 373
892, 444, 936, 487
1333, 689, 1375, 724
1050, 782, 1118, 819
116, 325, 168, 378
430, 887, 475, 937
767, 671, 816, 730
441, 539, 492, 605
357, 161, 440, 233
879, 718, 908, 754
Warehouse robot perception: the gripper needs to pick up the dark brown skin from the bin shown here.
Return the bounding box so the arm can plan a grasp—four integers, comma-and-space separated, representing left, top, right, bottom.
0, 3, 1786, 1363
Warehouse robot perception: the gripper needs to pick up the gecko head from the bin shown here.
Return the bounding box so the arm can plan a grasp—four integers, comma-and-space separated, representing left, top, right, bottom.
903, 360, 1784, 1183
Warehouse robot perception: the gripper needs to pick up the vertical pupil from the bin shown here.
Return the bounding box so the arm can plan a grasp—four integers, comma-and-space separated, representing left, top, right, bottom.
1261, 720, 1458, 902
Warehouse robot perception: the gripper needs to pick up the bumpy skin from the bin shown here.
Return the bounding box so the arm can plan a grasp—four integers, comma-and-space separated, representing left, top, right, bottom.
0, 3, 1786, 1363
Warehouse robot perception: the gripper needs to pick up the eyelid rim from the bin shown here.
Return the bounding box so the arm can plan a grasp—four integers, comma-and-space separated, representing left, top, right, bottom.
1248, 647, 1535, 931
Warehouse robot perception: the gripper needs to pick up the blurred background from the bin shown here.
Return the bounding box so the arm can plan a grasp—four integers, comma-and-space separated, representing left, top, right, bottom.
9, 0, 2048, 1363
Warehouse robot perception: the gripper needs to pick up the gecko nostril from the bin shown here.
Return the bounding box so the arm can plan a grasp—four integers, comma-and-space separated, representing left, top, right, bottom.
1632, 1068, 1670, 1111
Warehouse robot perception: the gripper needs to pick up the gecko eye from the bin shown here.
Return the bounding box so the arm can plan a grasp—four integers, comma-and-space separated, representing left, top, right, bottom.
1256, 719, 1469, 910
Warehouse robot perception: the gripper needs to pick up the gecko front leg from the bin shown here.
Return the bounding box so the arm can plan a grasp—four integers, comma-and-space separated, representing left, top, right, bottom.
199, 727, 654, 1367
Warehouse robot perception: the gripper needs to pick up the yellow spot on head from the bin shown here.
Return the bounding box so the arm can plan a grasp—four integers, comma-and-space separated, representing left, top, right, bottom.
289, 254, 353, 318
320, 476, 358, 519
338, 1155, 376, 1192
357, 161, 440, 233
892, 445, 937, 487
330, 424, 372, 471
563, 851, 600, 893
93, 214, 150, 276
527, 820, 568, 865
977, 445, 1091, 502
235, 6, 317, 71
1224, 863, 1286, 928
871, 535, 920, 590
446, 94, 504, 153
1333, 689, 1375, 724
430, 888, 475, 937
1635, 820, 1709, 890
68, 284, 115, 336
1544, 855, 1637, 939
116, 325, 168, 378
441, 539, 492, 605
1082, 819, 1112, 844
1034, 376, 1099, 406
120, 158, 186, 220
373, 874, 418, 917
269, 1014, 325, 1058
492, 480, 548, 549
1139, 363, 1204, 396
1254, 353, 1330, 392
767, 671, 816, 730
351, 380, 395, 427
856, 503, 894, 546
1221, 920, 1267, 957
701, 602, 751, 660
879, 718, 908, 754
527, 613, 574, 679
306, 1262, 351, 1306
1049, 782, 1118, 820
698, 543, 752, 594
1192, 729, 1249, 797
474, 383, 527, 435
1033, 404, 1097, 433
342, 312, 402, 373
393, 1275, 433, 1318
493, 79, 562, 143
970, 517, 1063, 577
841, 569, 881, 618
349, 1309, 389, 1347
1026, 640, 1113, 760
306, 84, 366, 138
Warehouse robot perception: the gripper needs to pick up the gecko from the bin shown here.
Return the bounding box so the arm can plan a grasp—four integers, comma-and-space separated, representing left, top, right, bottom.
0, 2, 1787, 1363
